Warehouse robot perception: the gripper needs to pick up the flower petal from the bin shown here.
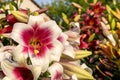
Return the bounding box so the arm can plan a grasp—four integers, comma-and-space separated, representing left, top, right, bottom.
29, 65, 42, 80
48, 63, 63, 80
1, 60, 17, 80
10, 23, 34, 46
12, 45, 28, 64
50, 40, 63, 61
2, 76, 11, 80
40, 20, 62, 39
1, 60, 34, 80
81, 63, 93, 75
71, 74, 78, 80
0, 52, 11, 62
57, 33, 75, 58
13, 67, 34, 80
57, 33, 69, 45
0, 46, 14, 62
40, 13, 50, 21
29, 46, 50, 72
63, 45, 75, 58
33, 25, 53, 46
65, 30, 79, 42
28, 15, 45, 26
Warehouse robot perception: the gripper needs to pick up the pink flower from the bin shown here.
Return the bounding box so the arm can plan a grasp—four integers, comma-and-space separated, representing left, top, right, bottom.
48, 63, 63, 80
1, 60, 41, 80
79, 34, 88, 49
81, 14, 101, 33
10, 15, 64, 72
89, 2, 105, 16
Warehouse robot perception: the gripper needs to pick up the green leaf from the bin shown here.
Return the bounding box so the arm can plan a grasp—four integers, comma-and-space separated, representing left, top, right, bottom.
106, 5, 112, 13
27, 57, 32, 65
5, 9, 8, 16
40, 71, 50, 78
2, 5, 6, 10
0, 25, 2, 29
10, 1, 18, 10
9, 3, 14, 11
20, 0, 23, 3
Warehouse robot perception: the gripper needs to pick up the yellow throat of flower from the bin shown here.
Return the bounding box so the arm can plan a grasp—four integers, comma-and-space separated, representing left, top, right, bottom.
30, 39, 41, 55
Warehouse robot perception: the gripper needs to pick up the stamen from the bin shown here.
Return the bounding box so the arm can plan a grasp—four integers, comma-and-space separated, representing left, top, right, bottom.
34, 49, 39, 54
30, 39, 42, 55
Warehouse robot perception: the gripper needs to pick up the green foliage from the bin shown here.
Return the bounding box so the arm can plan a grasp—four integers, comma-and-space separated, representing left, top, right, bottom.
42, 0, 79, 30
41, 0, 114, 30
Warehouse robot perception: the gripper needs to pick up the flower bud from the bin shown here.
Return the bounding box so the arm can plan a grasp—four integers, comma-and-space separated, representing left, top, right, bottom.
6, 14, 18, 25
74, 50, 92, 59
72, 2, 82, 9
117, 22, 120, 29
60, 62, 94, 80
11, 11, 28, 23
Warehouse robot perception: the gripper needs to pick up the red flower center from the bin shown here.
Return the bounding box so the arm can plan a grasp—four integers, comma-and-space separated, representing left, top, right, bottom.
89, 20, 94, 26
94, 8, 100, 14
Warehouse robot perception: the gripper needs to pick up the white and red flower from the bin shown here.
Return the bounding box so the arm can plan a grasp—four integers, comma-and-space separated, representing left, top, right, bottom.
10, 14, 64, 73
48, 63, 63, 80
1, 60, 41, 80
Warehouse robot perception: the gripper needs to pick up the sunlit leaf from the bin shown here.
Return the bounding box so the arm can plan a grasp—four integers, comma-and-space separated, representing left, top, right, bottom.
10, 1, 18, 10
9, 3, 14, 11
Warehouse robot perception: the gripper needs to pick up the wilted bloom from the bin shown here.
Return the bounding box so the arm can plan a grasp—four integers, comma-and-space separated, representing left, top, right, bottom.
10, 14, 64, 72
